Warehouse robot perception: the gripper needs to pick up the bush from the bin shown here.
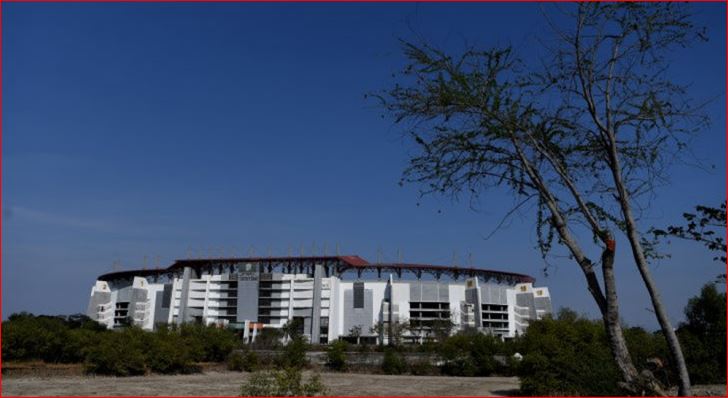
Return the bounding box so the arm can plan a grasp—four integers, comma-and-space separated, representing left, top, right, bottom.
179, 323, 238, 362
517, 309, 622, 395
409, 357, 438, 376
624, 326, 672, 386
381, 349, 407, 375
145, 328, 199, 374
253, 327, 284, 349
325, 340, 348, 371
437, 333, 500, 376
228, 350, 259, 372
241, 368, 329, 396
1, 312, 107, 363
84, 329, 146, 376
276, 336, 308, 369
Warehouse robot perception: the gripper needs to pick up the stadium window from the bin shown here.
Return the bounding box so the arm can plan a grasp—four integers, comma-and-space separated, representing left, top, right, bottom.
353, 282, 364, 308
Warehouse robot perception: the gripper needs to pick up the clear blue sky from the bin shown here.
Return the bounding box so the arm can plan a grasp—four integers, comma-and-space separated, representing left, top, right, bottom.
2, 3, 725, 329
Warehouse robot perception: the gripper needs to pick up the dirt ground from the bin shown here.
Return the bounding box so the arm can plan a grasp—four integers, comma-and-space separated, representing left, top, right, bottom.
1, 371, 521, 396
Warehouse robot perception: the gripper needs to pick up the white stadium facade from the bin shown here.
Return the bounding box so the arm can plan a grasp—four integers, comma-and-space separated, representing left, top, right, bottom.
87, 255, 552, 343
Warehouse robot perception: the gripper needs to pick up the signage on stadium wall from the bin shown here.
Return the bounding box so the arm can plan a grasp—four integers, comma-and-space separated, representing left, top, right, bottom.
238, 272, 258, 281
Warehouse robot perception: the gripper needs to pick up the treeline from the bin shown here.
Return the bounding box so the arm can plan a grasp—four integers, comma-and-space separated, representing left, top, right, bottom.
2, 313, 239, 375
2, 283, 724, 395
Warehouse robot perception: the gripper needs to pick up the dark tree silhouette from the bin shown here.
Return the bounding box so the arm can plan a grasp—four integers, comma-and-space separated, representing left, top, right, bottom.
652, 203, 726, 280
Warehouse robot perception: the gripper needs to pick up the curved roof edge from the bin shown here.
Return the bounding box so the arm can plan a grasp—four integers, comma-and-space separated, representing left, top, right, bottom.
97, 255, 535, 284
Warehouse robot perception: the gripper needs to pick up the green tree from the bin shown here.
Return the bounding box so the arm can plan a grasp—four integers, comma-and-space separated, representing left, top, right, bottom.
347, 325, 363, 345
281, 318, 304, 341
325, 339, 349, 371
145, 327, 199, 374
179, 323, 238, 362
371, 319, 411, 347
381, 348, 408, 375
375, 3, 708, 394
677, 283, 726, 384
518, 309, 623, 395
437, 333, 500, 377
84, 328, 146, 376
276, 335, 308, 369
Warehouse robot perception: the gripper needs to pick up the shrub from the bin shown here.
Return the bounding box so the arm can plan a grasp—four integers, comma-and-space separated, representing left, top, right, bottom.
253, 327, 284, 349
228, 350, 259, 372
276, 336, 308, 369
145, 328, 199, 374
381, 349, 407, 375
325, 340, 348, 371
409, 357, 437, 376
84, 330, 146, 376
179, 323, 238, 362
437, 333, 499, 376
517, 309, 622, 395
240, 368, 329, 396
1, 312, 105, 363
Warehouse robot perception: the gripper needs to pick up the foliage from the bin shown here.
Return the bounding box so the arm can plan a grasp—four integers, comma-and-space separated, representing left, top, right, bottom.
240, 368, 329, 397
325, 339, 348, 371
408, 357, 438, 376
381, 348, 408, 375
253, 327, 284, 349
623, 326, 672, 386
2, 312, 106, 363
651, 203, 726, 280
84, 328, 147, 376
677, 283, 727, 384
652, 203, 726, 262
517, 309, 623, 395
1, 313, 242, 376
276, 335, 309, 369
437, 332, 500, 377
179, 323, 239, 362
428, 319, 456, 342
347, 325, 363, 344
227, 349, 260, 372
374, 3, 708, 394
145, 327, 200, 374
370, 319, 411, 346
281, 318, 305, 340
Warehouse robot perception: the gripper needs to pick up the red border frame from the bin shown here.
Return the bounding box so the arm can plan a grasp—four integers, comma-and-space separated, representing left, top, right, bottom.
0, 1, 725, 398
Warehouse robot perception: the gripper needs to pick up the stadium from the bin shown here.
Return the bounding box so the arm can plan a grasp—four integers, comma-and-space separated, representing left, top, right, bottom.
86, 255, 552, 343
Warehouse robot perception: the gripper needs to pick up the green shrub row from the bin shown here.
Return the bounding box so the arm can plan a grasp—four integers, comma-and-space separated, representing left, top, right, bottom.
1, 313, 241, 376
3, 283, 723, 394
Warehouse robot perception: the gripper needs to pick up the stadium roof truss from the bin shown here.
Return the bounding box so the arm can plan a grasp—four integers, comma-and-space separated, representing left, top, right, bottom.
97, 255, 535, 285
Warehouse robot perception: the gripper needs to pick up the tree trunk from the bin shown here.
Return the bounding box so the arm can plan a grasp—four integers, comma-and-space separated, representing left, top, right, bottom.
622, 208, 693, 396
510, 136, 669, 394
602, 236, 666, 396
601, 238, 640, 384
606, 139, 693, 396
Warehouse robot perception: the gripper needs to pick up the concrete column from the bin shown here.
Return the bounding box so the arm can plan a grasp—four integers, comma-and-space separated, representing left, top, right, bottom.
177, 267, 192, 325
310, 264, 323, 344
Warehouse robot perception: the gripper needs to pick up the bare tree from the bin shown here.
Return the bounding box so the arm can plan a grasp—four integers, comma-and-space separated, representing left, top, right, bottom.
371, 318, 411, 347
348, 325, 363, 345
374, 3, 709, 395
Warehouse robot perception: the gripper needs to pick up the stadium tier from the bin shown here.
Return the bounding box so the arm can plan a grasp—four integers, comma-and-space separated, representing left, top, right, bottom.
87, 255, 551, 343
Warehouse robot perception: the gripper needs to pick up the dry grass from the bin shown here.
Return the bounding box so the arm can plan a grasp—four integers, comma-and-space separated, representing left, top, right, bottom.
2, 371, 520, 396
